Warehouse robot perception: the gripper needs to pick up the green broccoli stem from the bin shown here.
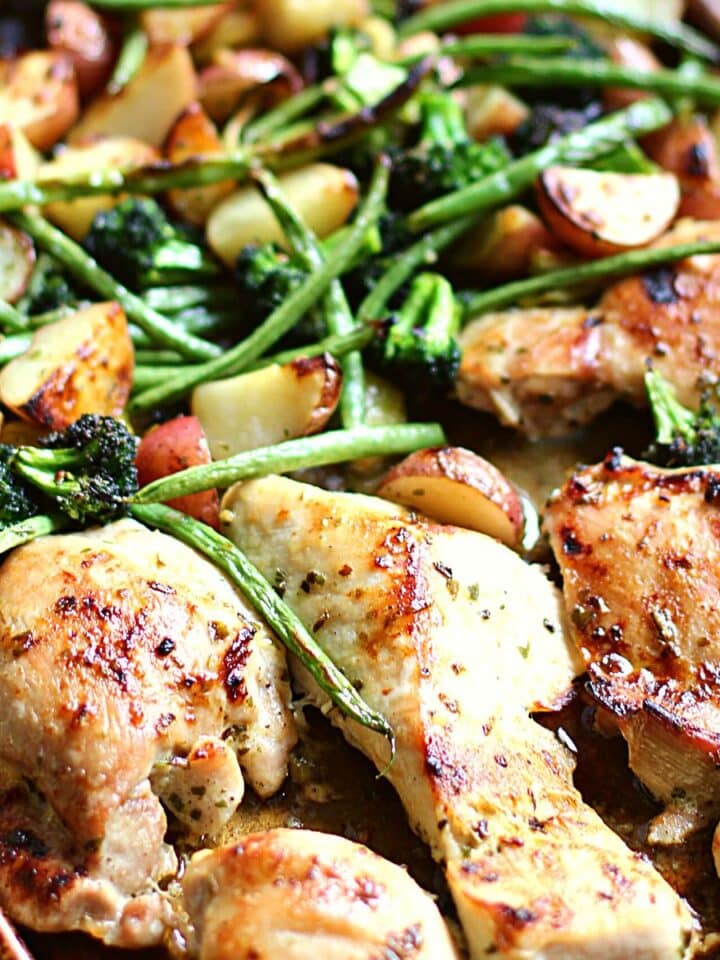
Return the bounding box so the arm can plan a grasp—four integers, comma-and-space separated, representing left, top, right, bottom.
464, 238, 720, 319
390, 274, 433, 345
8, 212, 221, 362
397, 0, 720, 62
397, 34, 578, 65
107, 18, 148, 94
407, 98, 673, 233
0, 514, 67, 557
357, 216, 475, 325
131, 326, 375, 393
0, 298, 29, 334
460, 56, 720, 107
130, 156, 391, 412
129, 501, 395, 750
644, 370, 697, 446
420, 91, 468, 147
425, 274, 461, 348
133, 422, 445, 503
253, 167, 366, 430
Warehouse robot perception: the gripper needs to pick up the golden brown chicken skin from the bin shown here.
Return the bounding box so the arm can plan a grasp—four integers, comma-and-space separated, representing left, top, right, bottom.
0, 519, 295, 947
545, 453, 720, 842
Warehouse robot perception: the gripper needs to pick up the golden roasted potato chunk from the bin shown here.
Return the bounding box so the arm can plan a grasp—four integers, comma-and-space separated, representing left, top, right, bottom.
0, 302, 133, 429
0, 51, 79, 152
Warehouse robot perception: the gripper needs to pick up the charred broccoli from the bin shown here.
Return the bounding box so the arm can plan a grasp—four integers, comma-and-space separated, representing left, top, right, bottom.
389, 91, 510, 212
8, 415, 139, 526
644, 369, 720, 467
374, 272, 461, 389
0, 446, 43, 524
84, 197, 219, 291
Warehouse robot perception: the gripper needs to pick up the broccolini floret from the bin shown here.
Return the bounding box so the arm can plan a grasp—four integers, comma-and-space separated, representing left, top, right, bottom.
375, 272, 461, 389
234, 241, 309, 327
8, 415, 139, 526
0, 447, 43, 524
644, 369, 720, 467
84, 197, 220, 291
388, 91, 511, 212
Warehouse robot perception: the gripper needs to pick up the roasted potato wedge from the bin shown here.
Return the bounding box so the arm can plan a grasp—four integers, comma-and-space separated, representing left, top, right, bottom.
198, 48, 301, 124
135, 414, 219, 528
45, 0, 116, 100
464, 85, 529, 142
0, 222, 35, 304
165, 103, 234, 226
192, 354, 342, 459
0, 51, 79, 152
207, 163, 359, 266
38, 137, 160, 240
256, 0, 369, 52
537, 166, 680, 258
0, 125, 41, 182
376, 446, 525, 549
0, 301, 133, 429
449, 205, 554, 279
69, 44, 197, 148
192, 8, 262, 64
140, 4, 231, 47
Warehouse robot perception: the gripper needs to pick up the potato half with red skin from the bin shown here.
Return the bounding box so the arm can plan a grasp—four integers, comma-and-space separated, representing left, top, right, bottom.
45, 0, 116, 100
536, 166, 680, 258
376, 446, 525, 549
645, 116, 720, 219
136, 415, 219, 529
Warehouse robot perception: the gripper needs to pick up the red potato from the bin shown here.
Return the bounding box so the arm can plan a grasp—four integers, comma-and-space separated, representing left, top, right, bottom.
192, 9, 263, 64
136, 415, 220, 529
198, 48, 302, 124
140, 4, 232, 47
645, 116, 720, 219
0, 222, 35, 304
0, 51, 79, 152
165, 103, 235, 226
603, 36, 660, 111
45, 0, 116, 100
537, 166, 680, 258
376, 446, 525, 549
449, 204, 554, 280
0, 124, 41, 182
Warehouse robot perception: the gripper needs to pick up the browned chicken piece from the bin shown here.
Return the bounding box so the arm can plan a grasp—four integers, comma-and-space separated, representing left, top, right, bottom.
182, 828, 460, 960
458, 219, 720, 437
222, 475, 693, 959
0, 519, 295, 947
545, 453, 720, 843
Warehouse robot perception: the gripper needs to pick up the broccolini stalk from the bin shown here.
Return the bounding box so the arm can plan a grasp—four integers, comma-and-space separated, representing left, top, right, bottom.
129, 502, 396, 754
397, 0, 720, 62
464, 239, 720, 319
0, 515, 67, 556
644, 370, 720, 467
130, 156, 391, 412
254, 167, 366, 429
407, 97, 672, 232
460, 56, 720, 107
132, 422, 445, 504
8, 211, 221, 362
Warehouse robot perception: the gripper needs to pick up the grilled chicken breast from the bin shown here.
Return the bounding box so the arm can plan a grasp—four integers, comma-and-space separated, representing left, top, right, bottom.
545, 454, 720, 843
222, 475, 693, 959
0, 519, 295, 947
458, 219, 720, 437
182, 828, 459, 960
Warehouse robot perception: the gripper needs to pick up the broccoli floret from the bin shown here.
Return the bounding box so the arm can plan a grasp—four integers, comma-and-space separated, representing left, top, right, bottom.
0, 447, 43, 524
374, 272, 461, 390
389, 91, 511, 212
21, 254, 78, 315
235, 242, 307, 325
84, 198, 220, 291
11, 415, 139, 526
644, 370, 720, 467
512, 101, 603, 155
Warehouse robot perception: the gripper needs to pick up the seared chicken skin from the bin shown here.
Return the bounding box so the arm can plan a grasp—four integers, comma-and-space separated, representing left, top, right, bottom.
182, 828, 459, 960
222, 475, 692, 960
0, 519, 295, 947
545, 454, 720, 842
458, 219, 720, 437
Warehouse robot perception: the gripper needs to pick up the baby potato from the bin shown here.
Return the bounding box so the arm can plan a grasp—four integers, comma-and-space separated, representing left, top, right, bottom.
0, 222, 35, 304
537, 166, 680, 258
69, 44, 197, 148
192, 354, 342, 459
165, 103, 235, 226
207, 163, 359, 266
376, 446, 525, 549
38, 137, 160, 240
464, 85, 529, 142
0, 301, 133, 429
256, 0, 369, 53
0, 125, 41, 182
192, 9, 262, 64
45, 0, 116, 100
198, 48, 301, 124
140, 4, 232, 47
448, 205, 554, 280
0, 51, 79, 152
